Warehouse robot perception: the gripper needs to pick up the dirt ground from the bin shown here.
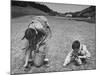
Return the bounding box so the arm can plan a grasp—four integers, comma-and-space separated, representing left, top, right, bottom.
11, 16, 96, 74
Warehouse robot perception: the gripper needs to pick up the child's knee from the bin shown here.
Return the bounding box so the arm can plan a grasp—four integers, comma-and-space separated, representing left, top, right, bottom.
75, 58, 82, 65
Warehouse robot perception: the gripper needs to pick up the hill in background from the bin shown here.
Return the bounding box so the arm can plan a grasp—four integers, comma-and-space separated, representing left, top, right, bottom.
72, 6, 96, 18
11, 0, 96, 23
64, 6, 96, 23
11, 0, 58, 18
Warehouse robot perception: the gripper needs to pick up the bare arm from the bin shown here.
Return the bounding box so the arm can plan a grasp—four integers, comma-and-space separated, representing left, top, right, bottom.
79, 45, 91, 59
79, 50, 91, 59
63, 51, 73, 66
36, 22, 52, 51
46, 26, 52, 39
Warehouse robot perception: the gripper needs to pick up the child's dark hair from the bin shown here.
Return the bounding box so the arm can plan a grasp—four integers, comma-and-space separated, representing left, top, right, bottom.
72, 40, 80, 50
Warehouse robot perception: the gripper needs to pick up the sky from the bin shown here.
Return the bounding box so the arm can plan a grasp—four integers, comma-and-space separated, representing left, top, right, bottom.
40, 2, 90, 13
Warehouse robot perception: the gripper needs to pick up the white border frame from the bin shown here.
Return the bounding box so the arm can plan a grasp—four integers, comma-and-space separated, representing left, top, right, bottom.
0, 0, 98, 75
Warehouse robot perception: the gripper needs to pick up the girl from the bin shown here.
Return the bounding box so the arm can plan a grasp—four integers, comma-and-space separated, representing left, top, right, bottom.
22, 16, 52, 68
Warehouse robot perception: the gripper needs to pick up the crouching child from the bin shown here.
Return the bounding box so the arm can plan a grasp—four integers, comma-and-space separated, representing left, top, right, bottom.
63, 40, 91, 67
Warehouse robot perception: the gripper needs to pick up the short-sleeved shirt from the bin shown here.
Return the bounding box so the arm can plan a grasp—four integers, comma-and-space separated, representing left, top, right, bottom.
68, 44, 91, 59
29, 20, 44, 30
29, 16, 49, 32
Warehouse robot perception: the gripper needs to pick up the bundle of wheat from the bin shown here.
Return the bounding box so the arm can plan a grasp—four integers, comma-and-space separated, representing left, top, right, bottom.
33, 51, 46, 67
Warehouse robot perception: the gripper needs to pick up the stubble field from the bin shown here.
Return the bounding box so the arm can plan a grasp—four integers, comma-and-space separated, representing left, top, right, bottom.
11, 16, 96, 74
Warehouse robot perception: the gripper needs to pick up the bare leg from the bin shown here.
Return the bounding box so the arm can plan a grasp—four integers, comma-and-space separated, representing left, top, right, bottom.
75, 58, 82, 65
63, 54, 72, 67
29, 50, 33, 61
23, 49, 31, 68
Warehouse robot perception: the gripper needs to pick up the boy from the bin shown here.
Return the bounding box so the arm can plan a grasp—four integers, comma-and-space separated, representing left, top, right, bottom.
63, 40, 91, 66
